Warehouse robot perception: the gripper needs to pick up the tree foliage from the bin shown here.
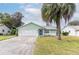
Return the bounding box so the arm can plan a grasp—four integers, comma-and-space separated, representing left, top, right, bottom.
41, 3, 75, 40
11, 12, 23, 27
0, 12, 23, 29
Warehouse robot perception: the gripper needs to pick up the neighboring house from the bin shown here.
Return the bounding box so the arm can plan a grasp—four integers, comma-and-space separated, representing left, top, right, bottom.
0, 24, 10, 35
62, 26, 79, 36
62, 20, 79, 36
18, 22, 57, 36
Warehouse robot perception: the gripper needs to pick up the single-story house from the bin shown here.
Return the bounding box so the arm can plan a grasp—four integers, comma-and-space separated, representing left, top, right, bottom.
62, 20, 79, 36
62, 26, 79, 36
18, 22, 57, 36
0, 24, 10, 35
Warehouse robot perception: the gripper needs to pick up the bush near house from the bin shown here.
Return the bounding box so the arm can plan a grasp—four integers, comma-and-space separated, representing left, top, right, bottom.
10, 27, 18, 35
62, 31, 69, 36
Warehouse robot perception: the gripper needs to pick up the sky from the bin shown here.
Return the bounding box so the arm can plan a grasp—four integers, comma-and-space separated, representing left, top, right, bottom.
0, 3, 79, 28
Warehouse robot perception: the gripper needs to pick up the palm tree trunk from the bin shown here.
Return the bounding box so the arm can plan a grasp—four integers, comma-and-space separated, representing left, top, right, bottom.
56, 20, 61, 40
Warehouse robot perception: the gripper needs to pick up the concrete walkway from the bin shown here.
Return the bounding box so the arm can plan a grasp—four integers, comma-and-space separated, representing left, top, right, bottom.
0, 36, 36, 55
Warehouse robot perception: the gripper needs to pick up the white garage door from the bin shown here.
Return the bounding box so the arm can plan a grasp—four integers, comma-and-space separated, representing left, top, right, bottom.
19, 30, 38, 36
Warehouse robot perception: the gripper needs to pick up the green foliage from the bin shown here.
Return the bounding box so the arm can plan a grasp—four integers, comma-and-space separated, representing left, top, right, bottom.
62, 31, 69, 36
10, 27, 17, 35
0, 12, 23, 29
0, 13, 13, 28
41, 3, 75, 40
11, 12, 23, 27
42, 3, 76, 24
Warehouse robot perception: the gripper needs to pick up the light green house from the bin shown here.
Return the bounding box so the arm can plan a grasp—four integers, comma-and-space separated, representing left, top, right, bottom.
18, 22, 57, 36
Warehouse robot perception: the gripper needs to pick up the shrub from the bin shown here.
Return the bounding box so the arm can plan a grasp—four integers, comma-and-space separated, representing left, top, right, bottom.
62, 31, 69, 36
10, 27, 18, 35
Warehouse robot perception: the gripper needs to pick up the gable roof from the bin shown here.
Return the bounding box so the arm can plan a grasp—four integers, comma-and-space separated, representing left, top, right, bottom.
18, 22, 56, 30
70, 26, 79, 31
62, 20, 79, 30
68, 20, 79, 25
0, 24, 10, 30
62, 25, 79, 31
44, 26, 56, 30
18, 22, 44, 29
0, 24, 8, 27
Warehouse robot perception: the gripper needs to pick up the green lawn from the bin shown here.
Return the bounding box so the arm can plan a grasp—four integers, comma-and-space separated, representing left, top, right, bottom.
0, 35, 15, 41
33, 36, 79, 55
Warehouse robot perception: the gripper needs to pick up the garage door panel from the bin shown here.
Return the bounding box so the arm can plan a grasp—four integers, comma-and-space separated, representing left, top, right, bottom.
19, 30, 38, 36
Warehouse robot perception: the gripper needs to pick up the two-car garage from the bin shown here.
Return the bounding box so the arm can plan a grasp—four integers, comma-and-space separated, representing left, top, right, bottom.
18, 30, 38, 36
18, 22, 43, 36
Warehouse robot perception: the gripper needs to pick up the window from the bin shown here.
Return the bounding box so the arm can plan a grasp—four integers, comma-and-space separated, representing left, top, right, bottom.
2, 29, 4, 32
44, 29, 49, 33
8, 31, 10, 33
39, 29, 43, 35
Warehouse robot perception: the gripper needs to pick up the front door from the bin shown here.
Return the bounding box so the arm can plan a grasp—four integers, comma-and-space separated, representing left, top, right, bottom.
39, 29, 43, 35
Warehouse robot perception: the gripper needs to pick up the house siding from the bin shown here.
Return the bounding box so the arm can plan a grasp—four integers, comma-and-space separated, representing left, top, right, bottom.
18, 23, 43, 36
18, 22, 57, 36
0, 25, 10, 35
43, 29, 56, 36
62, 26, 76, 36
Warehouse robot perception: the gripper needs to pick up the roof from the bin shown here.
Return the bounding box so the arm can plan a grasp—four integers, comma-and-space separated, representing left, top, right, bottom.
0, 24, 10, 30
68, 20, 79, 25
18, 22, 44, 29
70, 26, 79, 31
18, 22, 56, 30
44, 26, 56, 29
62, 20, 79, 30
62, 25, 79, 31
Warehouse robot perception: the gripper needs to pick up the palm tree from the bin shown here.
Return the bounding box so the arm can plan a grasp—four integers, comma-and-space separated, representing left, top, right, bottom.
41, 3, 75, 40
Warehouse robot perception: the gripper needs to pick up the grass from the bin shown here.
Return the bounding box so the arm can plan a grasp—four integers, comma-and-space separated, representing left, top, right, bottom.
0, 35, 15, 41
33, 36, 79, 55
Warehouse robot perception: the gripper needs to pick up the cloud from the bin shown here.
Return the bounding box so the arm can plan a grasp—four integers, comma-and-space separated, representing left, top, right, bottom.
20, 4, 32, 8
24, 8, 42, 23
20, 4, 45, 25
22, 4, 42, 20
24, 8, 41, 15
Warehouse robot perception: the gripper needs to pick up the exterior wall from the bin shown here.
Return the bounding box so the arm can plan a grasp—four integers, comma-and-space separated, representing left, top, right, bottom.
18, 23, 43, 36
18, 23, 57, 36
18, 30, 38, 36
0, 25, 10, 35
75, 30, 79, 36
49, 30, 56, 35
62, 26, 76, 36
43, 29, 56, 36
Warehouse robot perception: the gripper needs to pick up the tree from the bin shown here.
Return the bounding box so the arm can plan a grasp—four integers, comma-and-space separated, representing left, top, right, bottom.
11, 12, 23, 27
0, 12, 23, 29
41, 3, 75, 40
0, 12, 23, 35
0, 13, 13, 28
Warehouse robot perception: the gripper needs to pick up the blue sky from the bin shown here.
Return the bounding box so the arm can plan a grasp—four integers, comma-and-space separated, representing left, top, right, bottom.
0, 3, 78, 28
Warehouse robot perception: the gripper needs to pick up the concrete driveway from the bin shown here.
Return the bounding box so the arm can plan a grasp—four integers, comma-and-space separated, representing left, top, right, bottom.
0, 36, 36, 55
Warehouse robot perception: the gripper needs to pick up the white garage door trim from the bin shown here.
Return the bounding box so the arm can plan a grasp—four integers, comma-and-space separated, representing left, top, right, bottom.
18, 30, 38, 36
